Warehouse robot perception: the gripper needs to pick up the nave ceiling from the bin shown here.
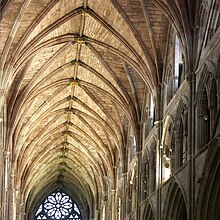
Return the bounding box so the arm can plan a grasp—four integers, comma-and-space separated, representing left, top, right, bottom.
0, 0, 195, 214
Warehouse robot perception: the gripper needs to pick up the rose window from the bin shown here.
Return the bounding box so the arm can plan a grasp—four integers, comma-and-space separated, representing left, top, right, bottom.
35, 189, 81, 220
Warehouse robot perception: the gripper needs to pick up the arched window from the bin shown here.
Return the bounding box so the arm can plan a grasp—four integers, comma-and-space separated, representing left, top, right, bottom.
166, 65, 173, 103
174, 35, 184, 89
149, 94, 155, 128
197, 87, 210, 149
205, 71, 218, 135
129, 135, 136, 162
162, 118, 175, 183
144, 93, 155, 137
163, 182, 187, 220
197, 62, 218, 151
165, 33, 184, 105
35, 189, 81, 220
175, 99, 188, 169
206, 0, 220, 44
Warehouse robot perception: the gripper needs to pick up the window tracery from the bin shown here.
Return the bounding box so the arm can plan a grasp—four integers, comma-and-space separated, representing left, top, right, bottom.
35, 189, 81, 220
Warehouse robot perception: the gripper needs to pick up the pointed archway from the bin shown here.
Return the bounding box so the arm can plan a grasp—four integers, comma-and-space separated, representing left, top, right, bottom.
142, 201, 155, 220
162, 181, 187, 220
34, 189, 81, 220
195, 138, 220, 220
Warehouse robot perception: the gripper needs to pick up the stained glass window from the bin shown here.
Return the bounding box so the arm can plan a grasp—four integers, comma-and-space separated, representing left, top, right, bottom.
35, 189, 81, 220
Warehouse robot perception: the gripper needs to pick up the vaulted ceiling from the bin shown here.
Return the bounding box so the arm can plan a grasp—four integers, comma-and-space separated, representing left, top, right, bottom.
0, 0, 175, 214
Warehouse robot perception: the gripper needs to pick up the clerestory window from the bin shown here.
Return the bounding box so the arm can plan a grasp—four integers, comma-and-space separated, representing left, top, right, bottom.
35, 189, 81, 220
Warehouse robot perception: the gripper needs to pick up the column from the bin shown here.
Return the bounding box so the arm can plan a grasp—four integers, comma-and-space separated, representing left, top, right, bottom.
187, 72, 196, 220
19, 202, 25, 220
101, 200, 108, 220
3, 151, 10, 220
111, 189, 116, 220
135, 151, 141, 220
0, 148, 3, 220
10, 172, 16, 220
121, 173, 127, 220
155, 120, 163, 220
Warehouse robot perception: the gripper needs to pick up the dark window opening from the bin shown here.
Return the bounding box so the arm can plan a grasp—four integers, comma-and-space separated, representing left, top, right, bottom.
35, 189, 81, 220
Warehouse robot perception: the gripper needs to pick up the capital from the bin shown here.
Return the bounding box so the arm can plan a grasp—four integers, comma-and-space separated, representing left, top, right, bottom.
4, 151, 10, 158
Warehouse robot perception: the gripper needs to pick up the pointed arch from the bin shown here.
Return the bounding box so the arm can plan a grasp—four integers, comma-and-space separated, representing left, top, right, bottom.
162, 116, 175, 181
195, 137, 220, 220
142, 200, 155, 220
196, 62, 218, 151
162, 181, 187, 220
174, 97, 189, 169
34, 189, 81, 220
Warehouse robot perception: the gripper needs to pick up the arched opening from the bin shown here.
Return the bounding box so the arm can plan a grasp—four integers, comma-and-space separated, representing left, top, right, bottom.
174, 35, 184, 89
166, 65, 173, 104
163, 182, 187, 220
34, 189, 81, 220
197, 87, 209, 151
161, 117, 175, 182
142, 202, 155, 220
144, 92, 155, 138
149, 94, 155, 128
175, 98, 188, 170
165, 32, 184, 105
126, 167, 137, 216
197, 63, 218, 151
206, 0, 220, 43
195, 138, 220, 220
129, 135, 136, 162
